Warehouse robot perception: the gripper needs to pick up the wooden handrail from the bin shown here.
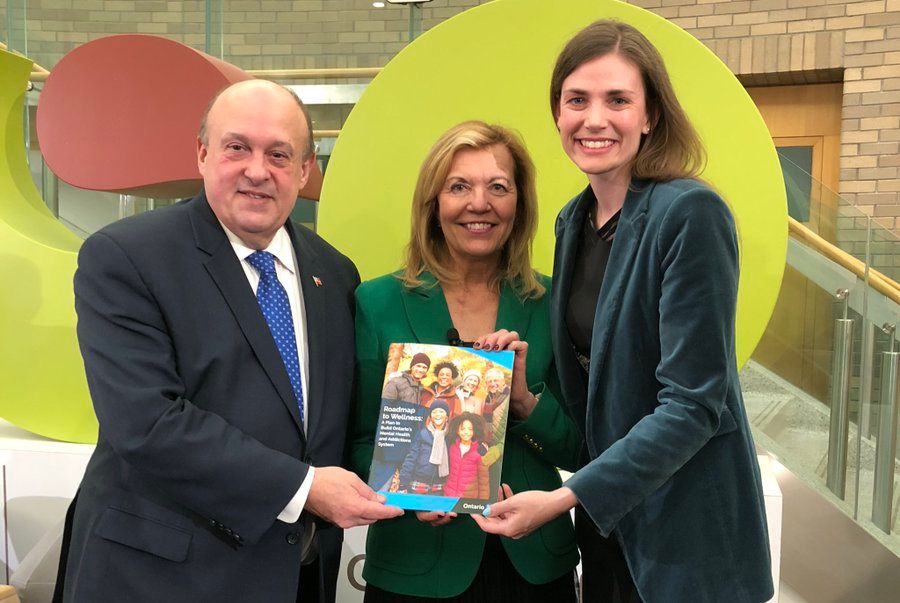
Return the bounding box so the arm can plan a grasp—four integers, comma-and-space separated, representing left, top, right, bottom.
1, 41, 50, 75
29, 66, 382, 84
312, 130, 340, 139
789, 216, 900, 305
248, 67, 382, 80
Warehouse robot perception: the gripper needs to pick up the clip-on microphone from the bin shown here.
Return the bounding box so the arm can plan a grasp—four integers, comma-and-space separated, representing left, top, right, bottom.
446, 328, 474, 348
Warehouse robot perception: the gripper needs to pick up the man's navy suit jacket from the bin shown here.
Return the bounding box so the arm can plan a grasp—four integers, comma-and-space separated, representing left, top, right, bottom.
62, 193, 359, 601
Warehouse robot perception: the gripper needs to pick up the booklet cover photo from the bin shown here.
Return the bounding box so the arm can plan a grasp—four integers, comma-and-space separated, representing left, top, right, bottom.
367, 342, 514, 514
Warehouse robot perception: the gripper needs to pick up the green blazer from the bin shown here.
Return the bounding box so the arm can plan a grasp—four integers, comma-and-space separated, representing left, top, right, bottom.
350, 272, 581, 598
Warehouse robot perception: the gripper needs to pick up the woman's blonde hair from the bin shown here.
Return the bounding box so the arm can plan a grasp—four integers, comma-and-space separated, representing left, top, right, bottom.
550, 19, 706, 181
401, 121, 544, 299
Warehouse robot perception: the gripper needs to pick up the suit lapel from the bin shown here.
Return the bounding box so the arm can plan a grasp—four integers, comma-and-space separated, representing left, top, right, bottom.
402, 273, 456, 344
586, 181, 654, 404
190, 195, 306, 439
551, 187, 594, 420
402, 274, 533, 343
496, 280, 533, 337
550, 187, 593, 352
286, 221, 328, 441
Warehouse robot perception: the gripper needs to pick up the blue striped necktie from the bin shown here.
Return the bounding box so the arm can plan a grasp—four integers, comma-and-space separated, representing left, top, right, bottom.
246, 250, 304, 424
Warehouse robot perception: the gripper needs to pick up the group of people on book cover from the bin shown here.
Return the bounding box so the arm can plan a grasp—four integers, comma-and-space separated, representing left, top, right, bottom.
377, 346, 511, 501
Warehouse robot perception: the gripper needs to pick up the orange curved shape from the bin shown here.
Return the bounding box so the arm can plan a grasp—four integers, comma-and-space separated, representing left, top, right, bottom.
36, 35, 323, 200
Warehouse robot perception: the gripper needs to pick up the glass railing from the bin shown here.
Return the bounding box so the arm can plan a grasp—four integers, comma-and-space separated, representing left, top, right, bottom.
744, 152, 900, 555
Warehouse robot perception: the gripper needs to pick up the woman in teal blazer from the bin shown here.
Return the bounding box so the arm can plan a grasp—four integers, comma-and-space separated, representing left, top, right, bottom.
350, 122, 581, 601
475, 21, 773, 603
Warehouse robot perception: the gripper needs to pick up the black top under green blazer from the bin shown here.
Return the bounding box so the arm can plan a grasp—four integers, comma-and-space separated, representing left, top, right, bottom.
553, 179, 774, 603
351, 272, 581, 598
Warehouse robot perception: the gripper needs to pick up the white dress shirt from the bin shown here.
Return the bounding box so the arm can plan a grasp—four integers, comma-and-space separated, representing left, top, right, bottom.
221, 223, 314, 524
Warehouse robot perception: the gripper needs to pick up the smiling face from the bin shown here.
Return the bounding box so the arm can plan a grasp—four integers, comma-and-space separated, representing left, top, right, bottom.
463, 374, 480, 392
556, 53, 650, 191
410, 362, 429, 381
485, 369, 505, 394
430, 407, 448, 428
458, 419, 474, 444
436, 367, 454, 388
198, 81, 315, 249
436, 145, 517, 270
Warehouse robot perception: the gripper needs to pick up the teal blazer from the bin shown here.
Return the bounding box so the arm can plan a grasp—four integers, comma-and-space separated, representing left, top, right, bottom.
553, 179, 774, 603
351, 272, 581, 598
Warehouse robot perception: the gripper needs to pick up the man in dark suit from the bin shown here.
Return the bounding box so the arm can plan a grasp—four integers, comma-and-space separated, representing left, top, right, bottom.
59, 79, 402, 602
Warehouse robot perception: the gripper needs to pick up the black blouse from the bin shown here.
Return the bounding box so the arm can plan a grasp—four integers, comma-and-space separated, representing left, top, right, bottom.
565, 197, 620, 368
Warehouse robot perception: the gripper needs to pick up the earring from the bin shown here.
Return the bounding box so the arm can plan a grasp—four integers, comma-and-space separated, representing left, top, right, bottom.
642, 126, 650, 134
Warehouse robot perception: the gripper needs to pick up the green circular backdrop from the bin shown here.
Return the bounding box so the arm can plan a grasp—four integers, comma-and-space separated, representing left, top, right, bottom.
319, 0, 787, 367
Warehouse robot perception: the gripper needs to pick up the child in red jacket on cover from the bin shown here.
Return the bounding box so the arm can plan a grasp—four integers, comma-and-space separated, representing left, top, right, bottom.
443, 412, 491, 499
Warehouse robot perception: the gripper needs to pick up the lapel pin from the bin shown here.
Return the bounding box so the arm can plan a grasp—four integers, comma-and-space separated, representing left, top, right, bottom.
312, 276, 323, 287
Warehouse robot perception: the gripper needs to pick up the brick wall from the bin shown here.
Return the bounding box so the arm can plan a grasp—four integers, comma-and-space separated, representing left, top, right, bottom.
5, 1, 483, 71
628, 0, 900, 236
3, 0, 899, 237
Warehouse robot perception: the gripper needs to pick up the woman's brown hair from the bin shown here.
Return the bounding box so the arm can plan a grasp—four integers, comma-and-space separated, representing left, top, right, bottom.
550, 19, 706, 181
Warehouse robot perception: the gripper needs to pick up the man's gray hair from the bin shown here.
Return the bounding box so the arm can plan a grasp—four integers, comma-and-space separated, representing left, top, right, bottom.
486, 367, 505, 380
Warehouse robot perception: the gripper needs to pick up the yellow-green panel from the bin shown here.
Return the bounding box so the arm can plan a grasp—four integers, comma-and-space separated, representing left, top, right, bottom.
319, 0, 787, 368
0, 49, 96, 443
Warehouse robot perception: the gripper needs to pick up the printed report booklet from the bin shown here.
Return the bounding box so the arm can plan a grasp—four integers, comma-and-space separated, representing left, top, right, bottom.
367, 342, 513, 514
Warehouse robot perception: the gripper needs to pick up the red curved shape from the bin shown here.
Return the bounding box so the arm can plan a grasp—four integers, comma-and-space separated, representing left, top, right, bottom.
37, 35, 323, 201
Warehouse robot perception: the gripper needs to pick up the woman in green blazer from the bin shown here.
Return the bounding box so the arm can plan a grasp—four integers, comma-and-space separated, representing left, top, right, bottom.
350, 121, 581, 601
475, 21, 773, 603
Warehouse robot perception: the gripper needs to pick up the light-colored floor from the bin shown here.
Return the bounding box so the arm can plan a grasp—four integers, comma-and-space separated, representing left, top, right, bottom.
779, 581, 809, 603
